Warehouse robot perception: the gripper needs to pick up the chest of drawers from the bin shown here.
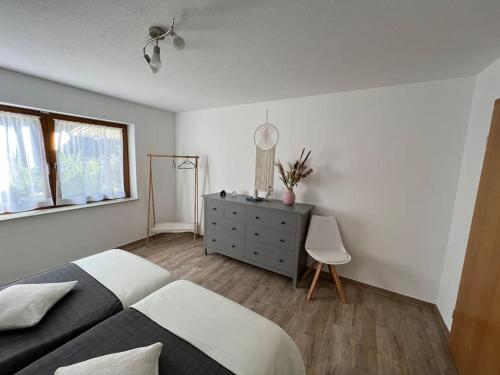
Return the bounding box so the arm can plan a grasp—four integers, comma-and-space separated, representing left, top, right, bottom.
203, 193, 314, 287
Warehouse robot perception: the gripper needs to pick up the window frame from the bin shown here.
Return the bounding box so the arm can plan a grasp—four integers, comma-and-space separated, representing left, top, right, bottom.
0, 104, 130, 213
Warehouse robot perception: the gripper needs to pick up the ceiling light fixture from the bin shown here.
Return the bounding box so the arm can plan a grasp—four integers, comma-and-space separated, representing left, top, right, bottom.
143, 18, 185, 74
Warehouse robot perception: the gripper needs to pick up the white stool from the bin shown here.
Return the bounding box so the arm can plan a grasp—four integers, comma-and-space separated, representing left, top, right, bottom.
302, 215, 351, 303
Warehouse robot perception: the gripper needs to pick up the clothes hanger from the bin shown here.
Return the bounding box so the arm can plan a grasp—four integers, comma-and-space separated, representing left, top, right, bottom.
178, 158, 196, 169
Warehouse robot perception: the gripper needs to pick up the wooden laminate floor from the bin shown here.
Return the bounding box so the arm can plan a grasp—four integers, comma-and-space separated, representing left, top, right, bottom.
124, 233, 457, 375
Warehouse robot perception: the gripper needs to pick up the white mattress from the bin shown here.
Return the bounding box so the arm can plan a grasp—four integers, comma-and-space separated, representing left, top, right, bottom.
73, 249, 173, 307
133, 280, 305, 375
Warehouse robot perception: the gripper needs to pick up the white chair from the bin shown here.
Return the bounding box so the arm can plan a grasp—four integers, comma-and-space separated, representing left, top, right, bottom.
302, 215, 351, 303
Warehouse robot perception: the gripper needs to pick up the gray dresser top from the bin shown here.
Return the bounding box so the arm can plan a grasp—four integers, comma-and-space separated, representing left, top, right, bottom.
203, 193, 314, 215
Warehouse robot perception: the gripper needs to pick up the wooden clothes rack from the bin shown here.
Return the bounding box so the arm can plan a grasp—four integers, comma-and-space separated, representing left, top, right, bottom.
146, 154, 199, 247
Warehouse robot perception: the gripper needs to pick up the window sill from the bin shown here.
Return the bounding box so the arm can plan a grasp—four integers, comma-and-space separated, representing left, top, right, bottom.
0, 197, 139, 222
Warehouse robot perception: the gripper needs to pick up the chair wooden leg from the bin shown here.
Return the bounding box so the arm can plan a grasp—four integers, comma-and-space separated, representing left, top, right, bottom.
307, 262, 323, 300
328, 265, 347, 304
300, 261, 318, 281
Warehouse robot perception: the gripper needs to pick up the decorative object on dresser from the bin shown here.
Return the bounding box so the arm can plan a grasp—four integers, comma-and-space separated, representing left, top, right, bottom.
203, 193, 314, 287
245, 196, 265, 203
276, 148, 314, 206
302, 215, 351, 303
146, 154, 200, 247
254, 110, 279, 193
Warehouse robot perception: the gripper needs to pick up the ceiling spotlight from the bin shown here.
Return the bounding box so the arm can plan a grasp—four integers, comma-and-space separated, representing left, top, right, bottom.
142, 18, 185, 73
150, 40, 161, 73
170, 32, 185, 51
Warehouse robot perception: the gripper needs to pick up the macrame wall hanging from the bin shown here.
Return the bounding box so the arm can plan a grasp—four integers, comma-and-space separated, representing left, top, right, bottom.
254, 110, 279, 192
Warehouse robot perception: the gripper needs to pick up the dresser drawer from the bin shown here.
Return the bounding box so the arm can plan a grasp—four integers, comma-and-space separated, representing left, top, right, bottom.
223, 203, 246, 222
206, 230, 244, 258
270, 212, 297, 233
206, 199, 223, 217
219, 237, 245, 259
206, 216, 245, 237
245, 240, 294, 274
272, 249, 294, 273
205, 230, 221, 249
246, 224, 295, 249
222, 219, 245, 237
205, 215, 223, 232
246, 207, 270, 226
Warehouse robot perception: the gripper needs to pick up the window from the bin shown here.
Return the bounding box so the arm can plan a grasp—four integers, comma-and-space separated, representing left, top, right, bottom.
53, 117, 127, 204
0, 105, 130, 215
0, 110, 53, 213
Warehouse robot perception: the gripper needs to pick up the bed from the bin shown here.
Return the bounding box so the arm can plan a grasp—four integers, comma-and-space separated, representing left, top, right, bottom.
18, 280, 306, 375
0, 249, 172, 374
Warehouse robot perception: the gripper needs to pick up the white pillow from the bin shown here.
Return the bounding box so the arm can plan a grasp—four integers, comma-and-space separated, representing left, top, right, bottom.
0, 281, 77, 331
54, 342, 163, 375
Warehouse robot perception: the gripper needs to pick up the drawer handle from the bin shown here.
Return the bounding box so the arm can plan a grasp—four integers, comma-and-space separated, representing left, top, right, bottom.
254, 232, 259, 236
212, 239, 216, 242
281, 221, 286, 225
212, 222, 216, 225
233, 211, 237, 215
231, 245, 236, 248
255, 216, 260, 219
253, 251, 258, 255
279, 259, 284, 263
232, 227, 236, 231
212, 207, 217, 211
279, 239, 285, 243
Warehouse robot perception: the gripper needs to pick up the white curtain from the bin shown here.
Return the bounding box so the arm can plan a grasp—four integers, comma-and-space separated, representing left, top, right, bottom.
55, 119, 125, 205
0, 111, 53, 213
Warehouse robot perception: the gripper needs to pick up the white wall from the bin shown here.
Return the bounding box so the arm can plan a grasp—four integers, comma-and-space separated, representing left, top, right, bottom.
436, 57, 500, 328
175, 77, 474, 302
0, 68, 175, 284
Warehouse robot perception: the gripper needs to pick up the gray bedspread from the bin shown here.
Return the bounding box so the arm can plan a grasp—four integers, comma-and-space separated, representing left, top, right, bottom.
0, 263, 122, 374
17, 308, 234, 375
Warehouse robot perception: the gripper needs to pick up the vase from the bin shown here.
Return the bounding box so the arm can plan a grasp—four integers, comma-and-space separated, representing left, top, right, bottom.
282, 188, 295, 206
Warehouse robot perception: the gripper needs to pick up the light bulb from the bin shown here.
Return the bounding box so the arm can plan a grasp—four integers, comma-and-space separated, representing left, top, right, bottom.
170, 33, 185, 51
149, 64, 160, 74
150, 44, 161, 72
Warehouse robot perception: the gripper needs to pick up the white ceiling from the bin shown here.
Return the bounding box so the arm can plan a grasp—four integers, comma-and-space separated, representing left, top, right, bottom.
1, 0, 500, 112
